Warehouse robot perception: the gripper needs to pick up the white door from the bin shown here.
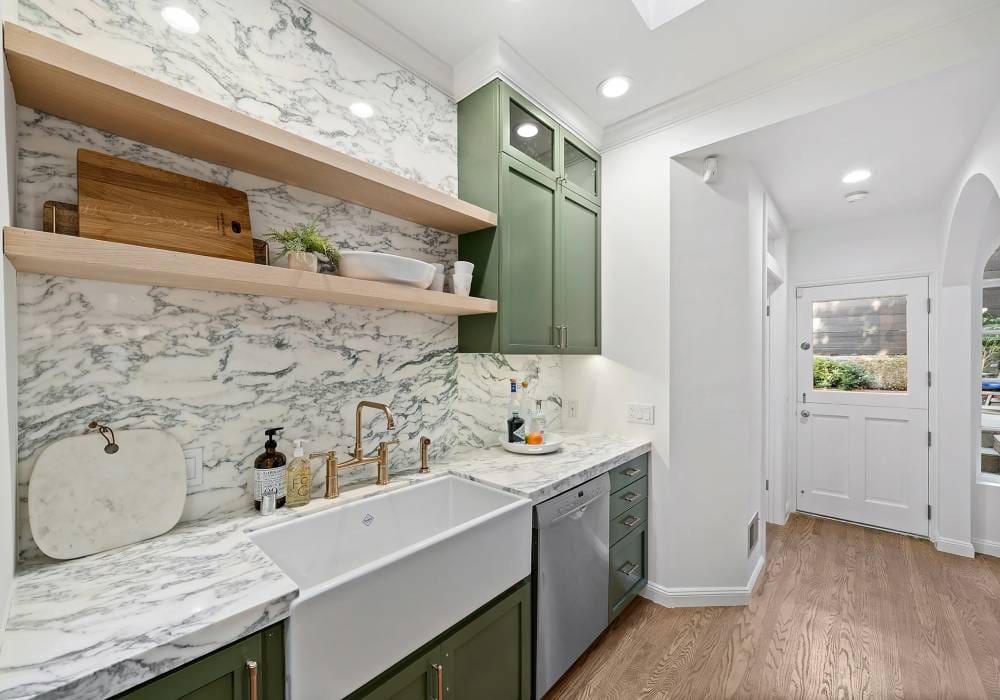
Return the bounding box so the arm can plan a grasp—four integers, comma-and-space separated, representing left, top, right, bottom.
795, 277, 929, 535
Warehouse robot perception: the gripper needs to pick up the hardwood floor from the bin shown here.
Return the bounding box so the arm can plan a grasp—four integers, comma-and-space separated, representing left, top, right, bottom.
547, 513, 1000, 699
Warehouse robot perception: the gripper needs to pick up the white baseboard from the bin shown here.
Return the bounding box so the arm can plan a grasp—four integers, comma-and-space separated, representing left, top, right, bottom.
642, 555, 765, 608
973, 537, 1000, 558
935, 536, 976, 558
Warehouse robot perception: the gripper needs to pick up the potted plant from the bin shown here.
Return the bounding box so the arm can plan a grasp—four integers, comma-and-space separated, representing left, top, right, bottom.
266, 220, 341, 273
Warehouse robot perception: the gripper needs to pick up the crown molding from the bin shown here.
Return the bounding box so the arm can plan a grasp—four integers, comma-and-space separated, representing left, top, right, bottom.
603, 0, 1000, 150
453, 37, 604, 149
300, 0, 455, 98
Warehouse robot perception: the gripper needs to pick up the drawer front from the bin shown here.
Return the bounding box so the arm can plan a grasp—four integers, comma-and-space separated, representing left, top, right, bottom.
609, 454, 648, 492
609, 525, 647, 620
610, 476, 647, 520
610, 499, 647, 546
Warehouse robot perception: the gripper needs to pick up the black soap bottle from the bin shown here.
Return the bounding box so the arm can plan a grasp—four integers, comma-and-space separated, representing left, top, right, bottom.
254, 427, 287, 510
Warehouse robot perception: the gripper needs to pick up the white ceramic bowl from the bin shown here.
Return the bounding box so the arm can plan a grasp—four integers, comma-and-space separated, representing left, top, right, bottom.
339, 251, 436, 288
454, 261, 474, 275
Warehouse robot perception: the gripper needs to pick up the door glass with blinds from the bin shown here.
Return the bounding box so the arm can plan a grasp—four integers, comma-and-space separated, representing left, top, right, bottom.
797, 277, 928, 410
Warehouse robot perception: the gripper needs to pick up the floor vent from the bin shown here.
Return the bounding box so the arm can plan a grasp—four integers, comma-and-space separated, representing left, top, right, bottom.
748, 512, 760, 556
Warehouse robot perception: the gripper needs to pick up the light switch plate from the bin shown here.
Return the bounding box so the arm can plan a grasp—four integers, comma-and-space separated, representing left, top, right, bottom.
627, 403, 655, 425
184, 446, 204, 488
567, 399, 579, 419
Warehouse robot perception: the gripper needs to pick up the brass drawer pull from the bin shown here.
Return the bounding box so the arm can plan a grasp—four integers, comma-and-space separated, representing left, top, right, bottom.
246, 660, 258, 700
619, 561, 639, 576
434, 663, 444, 700
622, 467, 640, 477
623, 514, 641, 528
623, 492, 639, 503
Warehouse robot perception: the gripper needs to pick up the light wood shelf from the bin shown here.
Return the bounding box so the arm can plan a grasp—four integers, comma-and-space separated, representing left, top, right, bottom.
3, 228, 498, 316
3, 22, 497, 235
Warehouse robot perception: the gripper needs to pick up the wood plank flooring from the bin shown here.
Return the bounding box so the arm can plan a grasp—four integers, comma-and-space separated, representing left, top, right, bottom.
546, 513, 1000, 699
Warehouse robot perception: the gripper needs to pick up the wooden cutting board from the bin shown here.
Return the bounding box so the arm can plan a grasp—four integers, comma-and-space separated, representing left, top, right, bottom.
77, 149, 255, 262
28, 428, 187, 559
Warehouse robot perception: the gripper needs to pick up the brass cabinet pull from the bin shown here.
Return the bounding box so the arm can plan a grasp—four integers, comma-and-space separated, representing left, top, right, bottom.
560, 325, 568, 348
622, 467, 640, 477
619, 561, 639, 576
623, 492, 639, 503
623, 514, 641, 528
246, 660, 258, 700
434, 663, 444, 699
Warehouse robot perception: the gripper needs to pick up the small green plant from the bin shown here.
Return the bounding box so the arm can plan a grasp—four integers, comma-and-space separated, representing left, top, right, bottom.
266, 220, 340, 271
813, 356, 875, 391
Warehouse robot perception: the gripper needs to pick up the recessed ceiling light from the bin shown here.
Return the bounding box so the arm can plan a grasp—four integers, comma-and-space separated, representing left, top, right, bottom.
842, 169, 872, 184
161, 6, 200, 34
350, 102, 374, 119
516, 123, 539, 138
845, 190, 869, 203
598, 76, 631, 99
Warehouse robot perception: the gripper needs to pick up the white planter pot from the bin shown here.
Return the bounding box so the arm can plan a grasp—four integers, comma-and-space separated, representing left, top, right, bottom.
287, 251, 319, 273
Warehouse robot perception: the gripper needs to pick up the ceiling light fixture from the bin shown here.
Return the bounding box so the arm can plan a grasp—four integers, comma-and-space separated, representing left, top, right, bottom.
842, 169, 872, 184
515, 123, 539, 138
350, 102, 374, 118
161, 6, 200, 34
598, 76, 631, 99
845, 190, 869, 203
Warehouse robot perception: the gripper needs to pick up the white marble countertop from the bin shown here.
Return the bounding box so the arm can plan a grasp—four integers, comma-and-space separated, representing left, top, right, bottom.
0, 432, 650, 699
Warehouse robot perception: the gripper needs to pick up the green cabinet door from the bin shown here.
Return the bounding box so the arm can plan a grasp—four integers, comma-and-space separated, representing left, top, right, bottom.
557, 188, 601, 354
500, 154, 559, 353
500, 82, 560, 181
439, 581, 531, 700
359, 647, 443, 700
560, 131, 600, 205
116, 631, 270, 700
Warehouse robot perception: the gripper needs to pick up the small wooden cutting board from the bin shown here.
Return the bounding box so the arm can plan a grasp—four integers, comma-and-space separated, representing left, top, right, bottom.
77, 149, 255, 262
28, 429, 187, 559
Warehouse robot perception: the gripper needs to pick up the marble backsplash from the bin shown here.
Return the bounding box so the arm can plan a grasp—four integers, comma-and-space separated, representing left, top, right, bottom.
12, 0, 564, 561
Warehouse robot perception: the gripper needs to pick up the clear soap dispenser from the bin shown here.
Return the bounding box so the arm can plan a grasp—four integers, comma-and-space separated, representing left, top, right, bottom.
285, 439, 312, 508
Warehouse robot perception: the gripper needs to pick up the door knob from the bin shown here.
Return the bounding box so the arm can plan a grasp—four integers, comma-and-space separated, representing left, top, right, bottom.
800, 341, 811, 350
800, 410, 810, 418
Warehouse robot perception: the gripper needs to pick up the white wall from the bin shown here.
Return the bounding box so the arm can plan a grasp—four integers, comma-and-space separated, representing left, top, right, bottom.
0, 22, 16, 646
765, 205, 790, 525
788, 208, 943, 284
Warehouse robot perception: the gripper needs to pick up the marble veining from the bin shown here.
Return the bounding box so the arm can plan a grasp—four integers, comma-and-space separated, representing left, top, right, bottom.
0, 436, 648, 700
18, 0, 458, 194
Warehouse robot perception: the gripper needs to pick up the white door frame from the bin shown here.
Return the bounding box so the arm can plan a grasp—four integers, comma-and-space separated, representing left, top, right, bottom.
787, 270, 938, 539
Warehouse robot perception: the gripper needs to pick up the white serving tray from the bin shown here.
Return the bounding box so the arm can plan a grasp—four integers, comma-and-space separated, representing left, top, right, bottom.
500, 433, 563, 455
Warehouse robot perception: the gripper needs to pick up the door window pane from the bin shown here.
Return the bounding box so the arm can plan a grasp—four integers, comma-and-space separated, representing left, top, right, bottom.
981, 287, 1000, 473
564, 139, 597, 195
509, 100, 553, 170
812, 296, 907, 392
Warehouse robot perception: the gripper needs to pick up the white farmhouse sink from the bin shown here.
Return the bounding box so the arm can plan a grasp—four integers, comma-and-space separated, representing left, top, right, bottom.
249, 476, 531, 700
339, 250, 436, 288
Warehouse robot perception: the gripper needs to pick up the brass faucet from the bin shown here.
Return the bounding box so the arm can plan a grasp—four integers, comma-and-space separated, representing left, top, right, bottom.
419, 436, 431, 473
311, 401, 397, 499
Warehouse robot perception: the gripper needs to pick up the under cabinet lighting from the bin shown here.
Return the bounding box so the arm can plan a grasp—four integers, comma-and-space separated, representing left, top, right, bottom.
161, 6, 200, 34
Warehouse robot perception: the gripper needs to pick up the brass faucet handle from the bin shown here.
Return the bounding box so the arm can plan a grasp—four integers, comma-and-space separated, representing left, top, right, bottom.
419, 437, 431, 473
308, 450, 334, 460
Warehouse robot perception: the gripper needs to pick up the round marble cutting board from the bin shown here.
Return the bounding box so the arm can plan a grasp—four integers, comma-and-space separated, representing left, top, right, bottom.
28, 429, 186, 560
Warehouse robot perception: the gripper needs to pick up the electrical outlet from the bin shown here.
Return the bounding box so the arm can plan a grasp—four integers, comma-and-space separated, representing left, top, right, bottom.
567, 399, 579, 419
627, 403, 655, 425
183, 446, 204, 488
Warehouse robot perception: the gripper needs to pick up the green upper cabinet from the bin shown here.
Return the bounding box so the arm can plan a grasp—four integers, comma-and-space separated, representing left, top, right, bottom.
458, 80, 601, 355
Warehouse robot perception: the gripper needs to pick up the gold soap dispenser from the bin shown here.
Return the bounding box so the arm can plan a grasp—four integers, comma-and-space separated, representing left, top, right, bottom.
285, 439, 313, 507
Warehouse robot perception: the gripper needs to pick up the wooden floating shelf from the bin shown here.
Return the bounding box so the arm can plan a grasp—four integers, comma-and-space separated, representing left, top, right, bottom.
3, 228, 498, 316
2, 22, 497, 235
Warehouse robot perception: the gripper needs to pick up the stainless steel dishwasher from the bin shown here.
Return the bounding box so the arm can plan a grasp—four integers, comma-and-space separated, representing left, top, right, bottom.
534, 472, 610, 697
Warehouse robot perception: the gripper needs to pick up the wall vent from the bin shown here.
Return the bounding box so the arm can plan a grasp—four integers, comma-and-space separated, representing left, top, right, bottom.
748, 512, 760, 556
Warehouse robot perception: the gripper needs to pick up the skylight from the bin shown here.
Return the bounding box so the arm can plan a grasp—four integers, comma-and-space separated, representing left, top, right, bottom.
630, 0, 710, 30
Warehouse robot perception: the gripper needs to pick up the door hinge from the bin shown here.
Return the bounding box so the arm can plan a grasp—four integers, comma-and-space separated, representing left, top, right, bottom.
927, 297, 932, 313
766, 304, 770, 317
928, 371, 932, 387
765, 479, 770, 491
802, 392, 807, 403
928, 504, 932, 520
928, 431, 932, 447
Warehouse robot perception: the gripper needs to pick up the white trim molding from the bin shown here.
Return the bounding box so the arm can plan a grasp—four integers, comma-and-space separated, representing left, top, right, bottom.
642, 555, 765, 608
973, 538, 1000, 558
936, 536, 976, 558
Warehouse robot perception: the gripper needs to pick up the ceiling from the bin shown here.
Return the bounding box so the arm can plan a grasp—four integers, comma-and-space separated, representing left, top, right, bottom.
681, 54, 1000, 231
314, 0, 901, 130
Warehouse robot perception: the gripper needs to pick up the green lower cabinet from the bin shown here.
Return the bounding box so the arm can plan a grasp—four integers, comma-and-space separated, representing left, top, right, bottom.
353, 579, 531, 700
114, 624, 284, 700
609, 523, 648, 622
